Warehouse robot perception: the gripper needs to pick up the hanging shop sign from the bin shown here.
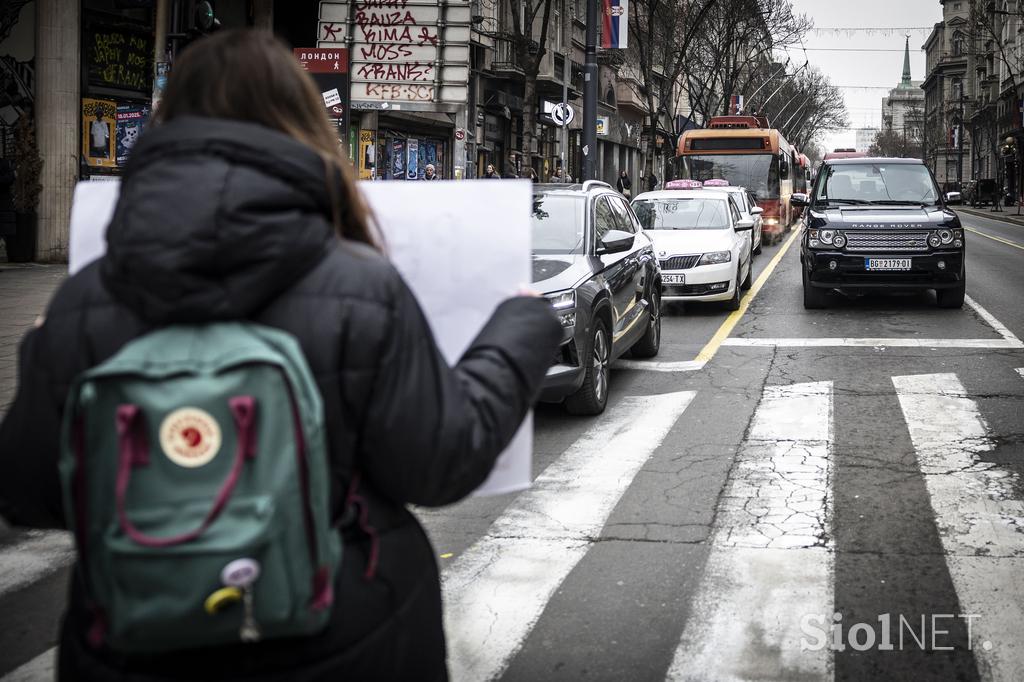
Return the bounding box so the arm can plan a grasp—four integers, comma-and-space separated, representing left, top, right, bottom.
293, 48, 351, 129
82, 98, 118, 169
316, 1, 471, 110
83, 14, 153, 93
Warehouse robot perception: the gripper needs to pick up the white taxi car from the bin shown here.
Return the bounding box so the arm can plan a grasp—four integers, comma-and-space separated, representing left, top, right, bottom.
632, 180, 754, 310
701, 179, 764, 257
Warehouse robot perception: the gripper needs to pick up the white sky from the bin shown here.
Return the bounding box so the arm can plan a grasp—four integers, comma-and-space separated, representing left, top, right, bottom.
785, 0, 941, 152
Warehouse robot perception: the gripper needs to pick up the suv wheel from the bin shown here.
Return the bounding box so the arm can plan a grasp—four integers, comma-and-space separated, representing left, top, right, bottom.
936, 268, 966, 308
566, 319, 611, 415
631, 288, 661, 358
802, 267, 827, 309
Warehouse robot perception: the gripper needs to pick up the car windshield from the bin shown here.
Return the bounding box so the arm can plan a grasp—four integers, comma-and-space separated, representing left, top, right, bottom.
815, 163, 939, 205
532, 193, 586, 254
632, 197, 731, 230
677, 154, 778, 198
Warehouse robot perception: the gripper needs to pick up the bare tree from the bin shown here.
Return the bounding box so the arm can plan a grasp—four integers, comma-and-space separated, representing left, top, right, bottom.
507, 0, 556, 172
764, 67, 848, 149
684, 0, 811, 124
627, 0, 718, 181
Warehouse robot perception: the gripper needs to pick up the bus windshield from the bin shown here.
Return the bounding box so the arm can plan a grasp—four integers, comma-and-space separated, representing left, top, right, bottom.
677, 154, 779, 199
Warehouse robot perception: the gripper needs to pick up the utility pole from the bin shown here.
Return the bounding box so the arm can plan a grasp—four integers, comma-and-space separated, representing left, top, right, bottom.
562, 47, 570, 179
583, 0, 599, 181
957, 94, 965, 191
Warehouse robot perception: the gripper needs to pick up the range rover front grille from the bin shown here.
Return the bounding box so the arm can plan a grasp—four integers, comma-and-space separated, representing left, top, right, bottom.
843, 231, 930, 252
659, 255, 701, 270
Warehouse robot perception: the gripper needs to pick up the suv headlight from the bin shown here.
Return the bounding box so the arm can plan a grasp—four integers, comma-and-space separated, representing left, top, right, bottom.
819, 229, 835, 245
698, 250, 732, 265
545, 290, 576, 327
938, 228, 954, 244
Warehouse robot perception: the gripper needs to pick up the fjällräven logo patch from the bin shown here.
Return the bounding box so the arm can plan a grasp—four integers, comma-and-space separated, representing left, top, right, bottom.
159, 407, 222, 468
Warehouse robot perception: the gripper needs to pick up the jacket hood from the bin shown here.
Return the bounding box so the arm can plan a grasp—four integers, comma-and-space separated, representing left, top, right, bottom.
101, 116, 334, 323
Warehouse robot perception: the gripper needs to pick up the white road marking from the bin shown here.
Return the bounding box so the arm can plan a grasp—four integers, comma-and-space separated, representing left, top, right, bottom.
0, 648, 56, 682
613, 359, 706, 373
723, 337, 1024, 349
894, 373, 1024, 681
442, 391, 696, 682
0, 530, 74, 599
1016, 368, 1023, 380
667, 381, 834, 681
965, 295, 1024, 346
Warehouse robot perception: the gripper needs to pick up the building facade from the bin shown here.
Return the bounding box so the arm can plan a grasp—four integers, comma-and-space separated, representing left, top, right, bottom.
882, 38, 925, 152
922, 0, 974, 190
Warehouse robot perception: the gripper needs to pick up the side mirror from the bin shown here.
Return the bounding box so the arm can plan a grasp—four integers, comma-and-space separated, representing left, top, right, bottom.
750, 206, 764, 215
735, 218, 755, 232
597, 229, 635, 254
791, 193, 809, 207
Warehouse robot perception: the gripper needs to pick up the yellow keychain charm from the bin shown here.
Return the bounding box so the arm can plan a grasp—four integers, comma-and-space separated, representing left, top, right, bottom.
204, 586, 243, 615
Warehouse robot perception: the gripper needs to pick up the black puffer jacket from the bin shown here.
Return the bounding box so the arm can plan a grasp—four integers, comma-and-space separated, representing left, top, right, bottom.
0, 117, 562, 681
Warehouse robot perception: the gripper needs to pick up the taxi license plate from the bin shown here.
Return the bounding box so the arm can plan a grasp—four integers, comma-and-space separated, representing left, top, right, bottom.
865, 258, 912, 271
663, 274, 686, 285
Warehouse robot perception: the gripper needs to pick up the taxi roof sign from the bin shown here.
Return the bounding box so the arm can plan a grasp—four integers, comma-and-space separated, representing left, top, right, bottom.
702, 179, 730, 187
664, 179, 703, 190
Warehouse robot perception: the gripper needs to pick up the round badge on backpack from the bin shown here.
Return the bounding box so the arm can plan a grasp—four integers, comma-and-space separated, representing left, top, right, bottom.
159, 407, 222, 468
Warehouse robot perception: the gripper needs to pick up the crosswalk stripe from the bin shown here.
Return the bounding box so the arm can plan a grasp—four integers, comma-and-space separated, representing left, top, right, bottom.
894, 373, 1024, 681
0, 530, 73, 599
442, 390, 696, 682
0, 648, 55, 682
667, 381, 834, 681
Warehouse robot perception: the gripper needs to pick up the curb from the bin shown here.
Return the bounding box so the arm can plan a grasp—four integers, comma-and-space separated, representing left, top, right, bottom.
954, 206, 1024, 227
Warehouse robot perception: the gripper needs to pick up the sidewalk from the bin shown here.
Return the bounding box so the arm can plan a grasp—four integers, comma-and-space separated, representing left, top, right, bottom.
0, 264, 66, 415
954, 205, 1024, 227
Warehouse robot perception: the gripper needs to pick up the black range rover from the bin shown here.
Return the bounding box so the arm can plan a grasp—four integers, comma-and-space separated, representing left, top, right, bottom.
792, 157, 965, 309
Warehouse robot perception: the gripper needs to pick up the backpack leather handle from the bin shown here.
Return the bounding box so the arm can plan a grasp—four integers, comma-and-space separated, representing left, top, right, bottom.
115, 397, 257, 548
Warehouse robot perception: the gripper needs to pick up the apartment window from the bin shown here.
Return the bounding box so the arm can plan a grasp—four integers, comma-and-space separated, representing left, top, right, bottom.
953, 32, 965, 56
953, 2, 961, 9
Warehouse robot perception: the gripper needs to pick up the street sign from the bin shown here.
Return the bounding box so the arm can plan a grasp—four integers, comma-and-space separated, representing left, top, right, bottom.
552, 103, 574, 127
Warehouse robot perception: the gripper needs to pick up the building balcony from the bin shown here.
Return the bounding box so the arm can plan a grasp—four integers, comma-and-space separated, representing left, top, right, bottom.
489, 36, 524, 76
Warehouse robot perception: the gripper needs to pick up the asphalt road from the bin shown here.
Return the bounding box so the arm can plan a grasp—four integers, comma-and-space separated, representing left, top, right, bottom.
2, 211, 1023, 681
420, 209, 1024, 682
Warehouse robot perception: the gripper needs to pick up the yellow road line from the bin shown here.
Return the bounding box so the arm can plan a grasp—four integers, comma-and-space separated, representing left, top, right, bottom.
694, 226, 804, 364
965, 226, 1024, 251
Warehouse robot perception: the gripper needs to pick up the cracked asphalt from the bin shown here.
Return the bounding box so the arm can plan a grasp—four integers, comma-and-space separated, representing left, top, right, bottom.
421, 209, 1024, 681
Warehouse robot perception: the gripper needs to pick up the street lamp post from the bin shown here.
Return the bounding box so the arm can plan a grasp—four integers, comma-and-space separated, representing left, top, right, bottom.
582, 0, 598, 181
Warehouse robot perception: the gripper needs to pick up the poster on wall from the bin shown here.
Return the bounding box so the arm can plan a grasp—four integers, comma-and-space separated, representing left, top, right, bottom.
424, 142, 438, 170
359, 130, 375, 180
392, 139, 405, 179
406, 139, 419, 180
116, 103, 150, 166
82, 98, 118, 169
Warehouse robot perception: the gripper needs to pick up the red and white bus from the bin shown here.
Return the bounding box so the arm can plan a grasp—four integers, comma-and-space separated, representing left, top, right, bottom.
677, 115, 796, 244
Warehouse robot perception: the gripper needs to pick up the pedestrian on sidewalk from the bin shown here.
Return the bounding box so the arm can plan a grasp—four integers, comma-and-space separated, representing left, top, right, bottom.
616, 170, 632, 199
484, 163, 501, 179
504, 153, 519, 179
522, 166, 538, 183
0, 29, 562, 682
423, 163, 440, 180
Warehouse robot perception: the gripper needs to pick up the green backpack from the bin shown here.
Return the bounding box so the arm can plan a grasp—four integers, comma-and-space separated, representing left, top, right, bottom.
59, 323, 341, 653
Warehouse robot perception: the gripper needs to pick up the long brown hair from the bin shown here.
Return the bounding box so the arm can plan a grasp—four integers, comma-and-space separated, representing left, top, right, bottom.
155, 29, 379, 249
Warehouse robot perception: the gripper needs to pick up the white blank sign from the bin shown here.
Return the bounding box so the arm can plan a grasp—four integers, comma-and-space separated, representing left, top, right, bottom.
67, 178, 535, 497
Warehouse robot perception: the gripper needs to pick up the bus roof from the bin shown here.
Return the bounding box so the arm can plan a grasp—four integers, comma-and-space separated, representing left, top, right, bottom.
678, 127, 784, 155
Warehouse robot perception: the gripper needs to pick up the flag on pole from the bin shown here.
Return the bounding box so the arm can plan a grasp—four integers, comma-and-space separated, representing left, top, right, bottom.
601, 0, 628, 49
729, 94, 744, 115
